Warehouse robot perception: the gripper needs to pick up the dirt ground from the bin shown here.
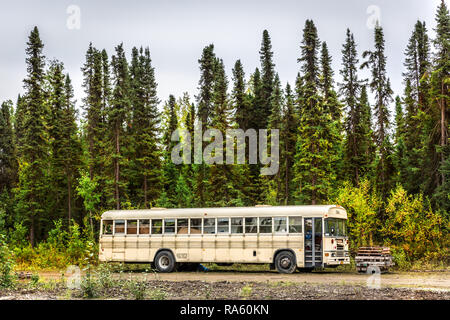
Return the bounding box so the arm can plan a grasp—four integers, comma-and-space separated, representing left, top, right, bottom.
33, 269, 450, 290
1, 269, 448, 300
0, 278, 449, 300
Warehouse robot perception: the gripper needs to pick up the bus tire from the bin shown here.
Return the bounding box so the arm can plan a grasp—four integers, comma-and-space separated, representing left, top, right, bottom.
275, 251, 297, 274
154, 251, 176, 273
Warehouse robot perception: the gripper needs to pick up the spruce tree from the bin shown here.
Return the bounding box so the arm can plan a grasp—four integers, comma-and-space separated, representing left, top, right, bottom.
393, 96, 408, 186
293, 20, 336, 204
128, 47, 161, 208
0, 100, 17, 192
264, 74, 283, 204
281, 83, 297, 204
16, 27, 50, 245
259, 30, 275, 129
361, 23, 394, 199
110, 43, 132, 209
160, 95, 179, 207
429, 0, 450, 207
194, 44, 216, 206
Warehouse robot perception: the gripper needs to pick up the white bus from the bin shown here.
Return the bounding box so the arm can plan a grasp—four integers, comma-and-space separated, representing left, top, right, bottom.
99, 205, 350, 273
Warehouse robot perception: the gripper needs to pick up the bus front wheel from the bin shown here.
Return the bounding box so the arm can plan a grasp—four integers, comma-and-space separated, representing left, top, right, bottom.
154, 251, 176, 273
275, 251, 297, 274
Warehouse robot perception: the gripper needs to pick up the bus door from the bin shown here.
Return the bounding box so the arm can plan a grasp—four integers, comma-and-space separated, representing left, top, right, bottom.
304, 217, 323, 267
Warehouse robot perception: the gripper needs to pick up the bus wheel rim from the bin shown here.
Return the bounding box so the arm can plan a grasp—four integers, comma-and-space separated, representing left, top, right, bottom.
160, 256, 170, 268
280, 257, 291, 268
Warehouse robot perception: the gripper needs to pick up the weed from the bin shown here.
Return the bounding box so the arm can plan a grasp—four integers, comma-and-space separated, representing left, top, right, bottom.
127, 279, 147, 300
240, 284, 253, 298
80, 272, 98, 298
149, 288, 167, 300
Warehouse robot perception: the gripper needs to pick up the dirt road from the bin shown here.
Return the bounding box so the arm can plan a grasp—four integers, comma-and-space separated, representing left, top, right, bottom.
35, 270, 450, 290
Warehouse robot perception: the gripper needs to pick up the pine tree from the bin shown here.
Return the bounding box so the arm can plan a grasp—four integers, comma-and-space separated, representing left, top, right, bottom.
207, 58, 241, 206
194, 44, 216, 206
109, 43, 132, 209
259, 30, 275, 129
16, 27, 50, 245
232, 59, 251, 130
429, 0, 450, 208
281, 84, 297, 204
264, 74, 283, 204
361, 23, 394, 199
81, 44, 105, 183
293, 20, 336, 204
160, 95, 179, 207
128, 47, 161, 208
47, 61, 81, 223
403, 21, 430, 109
393, 96, 408, 186
339, 29, 371, 185
0, 100, 17, 192
319, 42, 343, 185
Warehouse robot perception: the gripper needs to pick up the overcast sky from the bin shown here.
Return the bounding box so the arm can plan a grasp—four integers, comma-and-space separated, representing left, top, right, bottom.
0, 0, 445, 115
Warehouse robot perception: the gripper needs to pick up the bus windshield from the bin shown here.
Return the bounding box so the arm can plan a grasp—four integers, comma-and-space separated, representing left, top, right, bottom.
324, 218, 347, 237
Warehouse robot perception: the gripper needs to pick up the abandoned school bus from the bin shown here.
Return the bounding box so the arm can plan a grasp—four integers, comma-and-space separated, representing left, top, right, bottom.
99, 205, 350, 273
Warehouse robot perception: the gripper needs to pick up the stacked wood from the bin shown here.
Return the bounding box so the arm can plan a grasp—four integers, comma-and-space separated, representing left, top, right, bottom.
355, 246, 394, 273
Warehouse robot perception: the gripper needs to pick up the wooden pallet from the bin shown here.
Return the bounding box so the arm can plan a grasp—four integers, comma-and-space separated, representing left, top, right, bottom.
355, 246, 394, 273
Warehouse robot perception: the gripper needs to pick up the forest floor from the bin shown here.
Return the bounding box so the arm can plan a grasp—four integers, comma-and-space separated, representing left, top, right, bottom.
1, 269, 449, 300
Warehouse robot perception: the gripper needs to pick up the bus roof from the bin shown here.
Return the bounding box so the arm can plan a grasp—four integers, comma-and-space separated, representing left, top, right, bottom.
101, 205, 347, 219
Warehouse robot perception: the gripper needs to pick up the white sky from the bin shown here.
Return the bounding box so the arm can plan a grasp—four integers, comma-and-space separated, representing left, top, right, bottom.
0, 0, 446, 117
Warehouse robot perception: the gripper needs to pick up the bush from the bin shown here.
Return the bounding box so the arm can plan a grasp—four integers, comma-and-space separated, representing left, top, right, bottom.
80, 271, 98, 299
382, 185, 448, 262
149, 288, 167, 300
127, 279, 147, 300
0, 234, 16, 288
12, 219, 98, 269
96, 263, 114, 289
332, 180, 382, 250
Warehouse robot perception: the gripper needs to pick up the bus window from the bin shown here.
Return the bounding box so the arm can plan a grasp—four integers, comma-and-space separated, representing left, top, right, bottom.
289, 217, 302, 233
231, 218, 243, 233
114, 220, 125, 235
177, 219, 188, 234
274, 217, 287, 233
103, 220, 113, 235
190, 219, 202, 234
259, 217, 272, 233
127, 220, 137, 234
245, 218, 257, 234
139, 220, 150, 234
203, 218, 216, 234
152, 219, 162, 234
164, 219, 175, 234
217, 218, 230, 234
325, 218, 347, 236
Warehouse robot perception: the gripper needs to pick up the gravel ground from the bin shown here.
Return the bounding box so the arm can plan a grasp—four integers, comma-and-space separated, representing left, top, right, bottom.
1, 279, 449, 300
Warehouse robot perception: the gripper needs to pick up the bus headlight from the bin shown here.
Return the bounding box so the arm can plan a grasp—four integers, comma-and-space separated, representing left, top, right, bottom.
345, 252, 349, 257
331, 252, 335, 257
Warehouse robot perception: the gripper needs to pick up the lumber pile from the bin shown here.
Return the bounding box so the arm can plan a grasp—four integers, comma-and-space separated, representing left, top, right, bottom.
355, 246, 394, 273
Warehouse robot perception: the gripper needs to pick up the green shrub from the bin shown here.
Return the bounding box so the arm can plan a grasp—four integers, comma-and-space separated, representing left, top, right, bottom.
96, 263, 114, 289
127, 279, 147, 300
80, 272, 98, 299
149, 288, 167, 300
0, 234, 16, 288
391, 247, 411, 270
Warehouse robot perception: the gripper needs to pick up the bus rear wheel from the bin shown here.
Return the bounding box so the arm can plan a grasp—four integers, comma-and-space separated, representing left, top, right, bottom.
154, 251, 176, 273
275, 251, 297, 274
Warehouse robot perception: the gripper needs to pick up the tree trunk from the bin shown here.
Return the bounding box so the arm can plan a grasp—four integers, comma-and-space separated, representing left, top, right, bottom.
30, 215, 35, 248
115, 124, 120, 210
144, 175, 148, 208
67, 174, 72, 224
